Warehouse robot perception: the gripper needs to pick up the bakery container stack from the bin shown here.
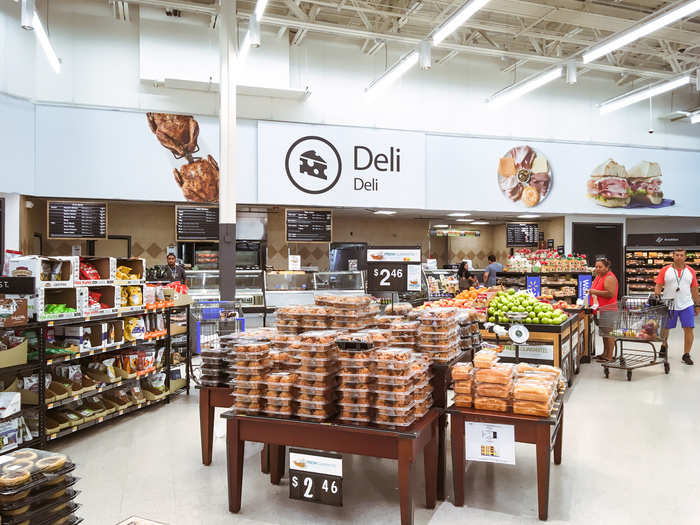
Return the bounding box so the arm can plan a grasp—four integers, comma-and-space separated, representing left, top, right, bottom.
512, 363, 561, 417
262, 371, 299, 418
319, 294, 376, 331
456, 311, 482, 358
361, 329, 392, 348
390, 319, 420, 350
375, 315, 403, 330
292, 330, 340, 421
200, 346, 229, 387
336, 333, 376, 425
411, 353, 433, 418
372, 348, 420, 430
275, 305, 306, 335
473, 350, 513, 412
269, 333, 302, 372
228, 340, 272, 415
451, 362, 474, 408
417, 308, 459, 363
0, 449, 80, 525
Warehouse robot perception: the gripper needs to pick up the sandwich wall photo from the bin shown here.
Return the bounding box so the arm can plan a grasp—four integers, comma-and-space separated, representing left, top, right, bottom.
587, 159, 669, 209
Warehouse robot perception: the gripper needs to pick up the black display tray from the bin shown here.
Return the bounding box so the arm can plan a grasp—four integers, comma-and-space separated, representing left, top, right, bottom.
0, 463, 76, 498
0, 490, 80, 525
0, 476, 79, 511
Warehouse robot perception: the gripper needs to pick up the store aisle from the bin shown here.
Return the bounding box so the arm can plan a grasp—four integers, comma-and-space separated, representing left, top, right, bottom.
53, 326, 700, 525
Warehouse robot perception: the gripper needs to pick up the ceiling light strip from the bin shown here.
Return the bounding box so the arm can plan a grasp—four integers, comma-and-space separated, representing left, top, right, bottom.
240, 0, 269, 64
432, 0, 492, 46
583, 0, 700, 64
365, 50, 419, 95
599, 75, 692, 115
487, 67, 562, 108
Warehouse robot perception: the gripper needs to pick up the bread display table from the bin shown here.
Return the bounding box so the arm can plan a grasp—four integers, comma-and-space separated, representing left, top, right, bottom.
448, 401, 564, 521
197, 385, 235, 466
222, 409, 440, 525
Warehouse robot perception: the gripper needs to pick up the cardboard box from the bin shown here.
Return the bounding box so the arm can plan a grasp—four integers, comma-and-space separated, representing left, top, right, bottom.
0, 392, 21, 419
37, 287, 85, 321
115, 258, 146, 285
170, 323, 187, 336
75, 256, 116, 286
8, 256, 78, 288
118, 285, 145, 313
108, 320, 124, 346
79, 285, 119, 316
0, 298, 28, 328
0, 340, 28, 368
64, 324, 106, 349
162, 288, 192, 306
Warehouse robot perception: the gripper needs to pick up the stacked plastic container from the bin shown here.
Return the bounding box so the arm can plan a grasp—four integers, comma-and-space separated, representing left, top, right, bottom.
412, 353, 433, 418
417, 308, 460, 363
229, 340, 272, 415
269, 333, 302, 371
473, 350, 514, 412
452, 362, 474, 408
263, 371, 299, 418
291, 330, 340, 421
200, 346, 229, 387
372, 348, 424, 429
362, 329, 392, 348
457, 311, 482, 355
390, 319, 420, 350
336, 333, 376, 426
512, 363, 562, 417
375, 315, 402, 330
0, 449, 80, 525
276, 305, 329, 334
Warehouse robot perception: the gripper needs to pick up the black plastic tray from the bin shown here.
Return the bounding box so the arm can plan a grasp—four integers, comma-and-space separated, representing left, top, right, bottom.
0, 476, 79, 511
0, 463, 77, 498
336, 341, 373, 350
29, 502, 81, 525
1, 491, 80, 524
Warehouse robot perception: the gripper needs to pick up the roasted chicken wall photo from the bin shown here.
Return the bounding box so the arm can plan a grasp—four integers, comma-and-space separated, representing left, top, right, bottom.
146, 113, 219, 202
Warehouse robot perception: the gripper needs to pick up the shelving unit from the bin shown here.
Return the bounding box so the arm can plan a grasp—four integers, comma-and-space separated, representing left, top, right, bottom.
625, 249, 700, 294
3, 305, 190, 449
496, 271, 592, 304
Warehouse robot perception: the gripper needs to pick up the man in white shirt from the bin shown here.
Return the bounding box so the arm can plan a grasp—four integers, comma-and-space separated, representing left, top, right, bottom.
654, 250, 699, 365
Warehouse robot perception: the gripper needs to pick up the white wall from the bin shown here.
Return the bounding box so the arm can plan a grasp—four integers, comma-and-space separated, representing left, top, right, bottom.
1, 193, 21, 253
2, 0, 699, 149
0, 93, 35, 194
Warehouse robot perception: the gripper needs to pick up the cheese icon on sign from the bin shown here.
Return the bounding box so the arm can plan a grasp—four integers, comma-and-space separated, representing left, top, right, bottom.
300, 150, 328, 180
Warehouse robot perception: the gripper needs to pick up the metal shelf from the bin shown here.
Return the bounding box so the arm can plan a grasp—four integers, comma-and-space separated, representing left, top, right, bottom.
44, 337, 168, 366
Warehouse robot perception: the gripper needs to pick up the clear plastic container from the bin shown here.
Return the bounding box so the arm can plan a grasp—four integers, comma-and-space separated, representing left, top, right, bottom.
298, 378, 336, 390
337, 356, 375, 368
232, 341, 271, 353
336, 416, 371, 426
390, 320, 420, 332
337, 382, 375, 394
298, 391, 335, 403
383, 302, 413, 315
362, 329, 392, 347
375, 315, 403, 328
474, 396, 509, 412
234, 392, 266, 403
262, 392, 295, 402
454, 394, 473, 408
299, 321, 330, 330
299, 329, 342, 343
416, 341, 459, 352
373, 358, 414, 371
329, 319, 372, 330
336, 371, 374, 384
297, 354, 338, 365
277, 326, 302, 334
228, 378, 265, 389
390, 334, 418, 344
475, 363, 515, 384
375, 347, 414, 362
419, 307, 458, 322
298, 383, 336, 394
327, 307, 374, 319
474, 350, 499, 369
297, 409, 336, 420
232, 385, 265, 396
338, 349, 376, 360
335, 333, 373, 348
297, 398, 335, 410
337, 399, 373, 409
317, 294, 371, 309
374, 370, 420, 385
373, 402, 415, 416
337, 405, 372, 418
373, 387, 415, 401
417, 329, 459, 342
224, 360, 273, 372
234, 401, 265, 414
264, 407, 295, 417
372, 415, 415, 429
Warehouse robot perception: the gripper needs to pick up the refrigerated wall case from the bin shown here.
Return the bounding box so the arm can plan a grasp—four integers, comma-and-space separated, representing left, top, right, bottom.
625, 248, 700, 294
424, 269, 459, 300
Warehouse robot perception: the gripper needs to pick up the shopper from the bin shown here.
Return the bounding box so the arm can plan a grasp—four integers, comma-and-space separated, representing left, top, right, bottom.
457, 262, 479, 291
483, 255, 503, 287
655, 249, 699, 365
165, 253, 187, 284
589, 257, 618, 362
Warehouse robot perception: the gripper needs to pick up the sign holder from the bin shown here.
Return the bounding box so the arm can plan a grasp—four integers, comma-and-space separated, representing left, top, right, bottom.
289, 448, 343, 506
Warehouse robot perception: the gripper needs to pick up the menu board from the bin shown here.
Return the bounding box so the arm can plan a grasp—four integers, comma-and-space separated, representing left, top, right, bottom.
48, 201, 107, 239
506, 223, 539, 247
286, 209, 332, 243
176, 206, 219, 241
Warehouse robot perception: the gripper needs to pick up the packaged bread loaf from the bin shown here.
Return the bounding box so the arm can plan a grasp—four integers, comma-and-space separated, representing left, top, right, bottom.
475, 363, 514, 384
474, 396, 509, 412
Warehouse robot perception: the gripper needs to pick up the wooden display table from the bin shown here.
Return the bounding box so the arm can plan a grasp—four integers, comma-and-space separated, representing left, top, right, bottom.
222, 409, 440, 525
448, 402, 564, 521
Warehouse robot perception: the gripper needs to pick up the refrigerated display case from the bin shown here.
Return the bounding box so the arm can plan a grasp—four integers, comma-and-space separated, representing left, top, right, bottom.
424, 269, 459, 300
264, 271, 316, 309
625, 249, 700, 294
186, 270, 219, 301
313, 271, 365, 296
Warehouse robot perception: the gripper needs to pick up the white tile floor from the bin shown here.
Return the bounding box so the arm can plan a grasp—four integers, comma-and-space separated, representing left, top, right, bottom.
52, 326, 700, 525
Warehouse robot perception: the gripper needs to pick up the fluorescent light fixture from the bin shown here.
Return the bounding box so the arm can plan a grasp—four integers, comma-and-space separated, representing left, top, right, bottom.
248, 17, 261, 48
374, 210, 397, 215
583, 0, 700, 64
517, 214, 540, 219
487, 67, 562, 108
456, 218, 473, 222
419, 40, 431, 70
433, 224, 449, 228
365, 50, 419, 96
471, 221, 489, 225
448, 212, 471, 217
21, 0, 34, 29
433, 0, 491, 46
691, 112, 700, 124
599, 75, 691, 115
566, 61, 577, 85
254, 0, 269, 19
32, 12, 60, 73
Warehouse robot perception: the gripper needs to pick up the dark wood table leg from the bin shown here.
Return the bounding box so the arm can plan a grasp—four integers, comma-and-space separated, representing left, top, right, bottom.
450, 413, 465, 506
227, 418, 244, 513
398, 439, 414, 525
535, 424, 551, 521
437, 412, 447, 500
554, 407, 563, 466
261, 444, 270, 474
199, 388, 214, 466
423, 419, 437, 509
270, 444, 286, 485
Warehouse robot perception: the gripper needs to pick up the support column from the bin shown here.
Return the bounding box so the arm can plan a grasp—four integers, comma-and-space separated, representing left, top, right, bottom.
218, 0, 237, 301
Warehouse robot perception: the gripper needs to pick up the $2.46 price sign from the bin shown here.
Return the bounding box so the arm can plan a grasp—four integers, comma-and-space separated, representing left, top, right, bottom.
289, 449, 342, 507
367, 261, 421, 293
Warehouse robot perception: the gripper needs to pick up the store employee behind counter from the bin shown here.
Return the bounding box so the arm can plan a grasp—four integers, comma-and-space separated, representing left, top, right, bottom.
166, 253, 187, 285
457, 262, 480, 291
483, 255, 503, 287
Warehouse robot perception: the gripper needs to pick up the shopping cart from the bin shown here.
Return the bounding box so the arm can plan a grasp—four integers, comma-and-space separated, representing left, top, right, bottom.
596, 296, 672, 381
190, 301, 244, 384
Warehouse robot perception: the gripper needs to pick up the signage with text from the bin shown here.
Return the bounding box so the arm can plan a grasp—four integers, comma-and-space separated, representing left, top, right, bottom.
367, 247, 421, 262
506, 223, 539, 247
48, 201, 107, 240
466, 422, 516, 465
289, 449, 342, 507
176, 205, 219, 241
367, 262, 421, 292
259, 121, 425, 208
286, 209, 332, 243
0, 277, 35, 295
626, 233, 700, 247
526, 275, 541, 296
578, 274, 592, 301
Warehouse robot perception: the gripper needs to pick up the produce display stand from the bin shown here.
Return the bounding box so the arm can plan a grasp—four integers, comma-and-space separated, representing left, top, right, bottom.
480, 316, 576, 386
448, 400, 564, 521
222, 409, 440, 525
496, 271, 592, 303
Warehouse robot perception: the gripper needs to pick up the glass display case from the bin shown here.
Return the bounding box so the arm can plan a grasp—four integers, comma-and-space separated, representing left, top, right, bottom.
235, 270, 265, 306
424, 269, 459, 300
313, 271, 365, 294
265, 271, 316, 309
186, 270, 220, 300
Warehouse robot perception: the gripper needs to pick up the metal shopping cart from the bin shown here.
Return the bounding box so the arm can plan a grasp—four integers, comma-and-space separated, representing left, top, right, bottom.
596, 296, 672, 381
190, 301, 244, 385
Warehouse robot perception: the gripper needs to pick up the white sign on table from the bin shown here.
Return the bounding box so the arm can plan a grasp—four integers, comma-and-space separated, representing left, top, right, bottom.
466, 422, 516, 465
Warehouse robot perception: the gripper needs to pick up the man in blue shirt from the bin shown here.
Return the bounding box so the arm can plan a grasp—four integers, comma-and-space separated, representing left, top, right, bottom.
483, 255, 503, 287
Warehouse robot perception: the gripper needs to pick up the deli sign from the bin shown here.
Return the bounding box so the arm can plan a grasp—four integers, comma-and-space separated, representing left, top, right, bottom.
258, 121, 425, 208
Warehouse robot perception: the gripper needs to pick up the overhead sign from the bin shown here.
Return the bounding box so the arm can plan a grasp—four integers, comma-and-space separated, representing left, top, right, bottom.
367, 262, 421, 292
466, 422, 516, 465
506, 223, 539, 247
176, 205, 219, 241
48, 201, 107, 240
258, 121, 425, 208
626, 233, 700, 247
286, 209, 332, 243
367, 247, 421, 262
289, 449, 342, 507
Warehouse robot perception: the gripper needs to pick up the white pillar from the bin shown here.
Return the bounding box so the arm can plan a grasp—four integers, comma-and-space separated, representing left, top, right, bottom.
218, 0, 238, 301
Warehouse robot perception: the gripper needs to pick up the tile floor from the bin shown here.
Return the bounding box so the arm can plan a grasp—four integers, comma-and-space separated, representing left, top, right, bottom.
52, 326, 700, 524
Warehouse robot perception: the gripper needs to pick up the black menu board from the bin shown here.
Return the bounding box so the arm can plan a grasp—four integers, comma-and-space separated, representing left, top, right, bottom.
48, 201, 107, 239
506, 223, 539, 247
176, 206, 219, 241
286, 209, 332, 243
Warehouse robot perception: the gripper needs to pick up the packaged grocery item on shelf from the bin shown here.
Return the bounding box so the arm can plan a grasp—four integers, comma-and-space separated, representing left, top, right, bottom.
454, 394, 473, 408
375, 315, 402, 329
474, 381, 513, 398
314, 294, 371, 309
452, 362, 473, 380
474, 396, 509, 412
474, 349, 499, 369
513, 380, 555, 403
513, 398, 554, 417
362, 329, 392, 348
383, 302, 413, 315
372, 412, 415, 430
474, 363, 514, 384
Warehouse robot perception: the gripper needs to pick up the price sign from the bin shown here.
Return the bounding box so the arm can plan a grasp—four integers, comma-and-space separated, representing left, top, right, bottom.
0, 277, 35, 295
367, 262, 421, 292
466, 422, 515, 465
289, 449, 342, 507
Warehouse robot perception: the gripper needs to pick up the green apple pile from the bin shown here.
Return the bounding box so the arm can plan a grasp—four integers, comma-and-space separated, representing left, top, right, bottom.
487, 289, 568, 325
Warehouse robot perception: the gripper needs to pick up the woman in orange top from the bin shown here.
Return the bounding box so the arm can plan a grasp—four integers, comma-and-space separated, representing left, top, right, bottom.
589, 257, 619, 362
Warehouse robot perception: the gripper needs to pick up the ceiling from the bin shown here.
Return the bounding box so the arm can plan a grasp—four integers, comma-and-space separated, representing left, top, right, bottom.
125, 0, 700, 85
